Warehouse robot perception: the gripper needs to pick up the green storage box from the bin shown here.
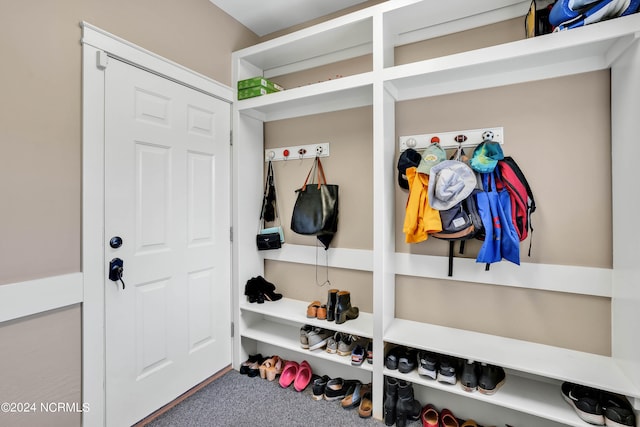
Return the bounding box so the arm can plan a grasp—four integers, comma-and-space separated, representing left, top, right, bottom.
238, 86, 279, 100
237, 77, 284, 92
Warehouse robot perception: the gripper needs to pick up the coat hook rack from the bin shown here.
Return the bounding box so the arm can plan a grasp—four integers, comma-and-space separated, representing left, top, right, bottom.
265, 142, 330, 162
399, 127, 504, 152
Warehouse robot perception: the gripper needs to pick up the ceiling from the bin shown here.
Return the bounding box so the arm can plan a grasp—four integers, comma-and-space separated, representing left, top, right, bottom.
209, 0, 369, 36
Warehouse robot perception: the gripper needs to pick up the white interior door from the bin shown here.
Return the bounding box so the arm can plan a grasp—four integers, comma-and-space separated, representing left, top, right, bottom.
104, 58, 231, 427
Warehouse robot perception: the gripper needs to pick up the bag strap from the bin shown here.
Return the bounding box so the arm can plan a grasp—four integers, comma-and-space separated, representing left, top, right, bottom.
301, 157, 328, 191
258, 161, 282, 231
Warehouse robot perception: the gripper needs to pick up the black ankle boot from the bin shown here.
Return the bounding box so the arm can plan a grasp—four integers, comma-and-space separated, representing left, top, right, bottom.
383, 376, 398, 426
326, 288, 338, 321
395, 380, 421, 427
335, 291, 359, 324
244, 277, 263, 303
255, 276, 282, 302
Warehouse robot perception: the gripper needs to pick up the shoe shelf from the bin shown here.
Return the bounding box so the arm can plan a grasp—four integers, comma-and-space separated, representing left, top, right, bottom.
240, 313, 373, 372
384, 318, 640, 400
240, 297, 373, 339
383, 367, 587, 427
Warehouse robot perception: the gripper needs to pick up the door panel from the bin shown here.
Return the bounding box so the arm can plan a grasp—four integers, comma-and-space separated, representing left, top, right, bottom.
104, 58, 231, 427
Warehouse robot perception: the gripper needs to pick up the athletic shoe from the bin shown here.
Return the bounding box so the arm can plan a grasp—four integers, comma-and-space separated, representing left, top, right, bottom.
385, 346, 403, 370
561, 382, 604, 425
351, 344, 365, 366
337, 334, 357, 356
398, 348, 417, 374
311, 375, 330, 401
366, 341, 373, 364
417, 351, 438, 379
307, 328, 331, 351
601, 391, 635, 427
478, 363, 506, 395
437, 356, 458, 385
326, 332, 342, 354
299, 325, 312, 349
324, 378, 347, 401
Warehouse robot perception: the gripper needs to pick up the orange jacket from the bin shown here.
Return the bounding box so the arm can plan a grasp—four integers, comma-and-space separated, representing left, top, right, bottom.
403, 167, 442, 243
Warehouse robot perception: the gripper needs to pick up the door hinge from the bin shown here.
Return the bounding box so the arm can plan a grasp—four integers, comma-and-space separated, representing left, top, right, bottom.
230, 130, 233, 146
230, 322, 234, 338
96, 50, 109, 70
230, 227, 233, 242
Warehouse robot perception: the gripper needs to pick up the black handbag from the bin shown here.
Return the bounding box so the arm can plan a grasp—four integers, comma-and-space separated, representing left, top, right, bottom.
257, 161, 283, 251
291, 157, 339, 249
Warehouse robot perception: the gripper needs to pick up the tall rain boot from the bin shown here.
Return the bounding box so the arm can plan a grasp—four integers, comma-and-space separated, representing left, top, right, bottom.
335, 291, 359, 324
383, 376, 398, 426
326, 288, 338, 322
395, 380, 421, 427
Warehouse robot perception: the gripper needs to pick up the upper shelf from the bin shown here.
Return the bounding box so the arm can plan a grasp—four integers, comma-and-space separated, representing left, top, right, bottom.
234, 10, 640, 122
384, 12, 640, 101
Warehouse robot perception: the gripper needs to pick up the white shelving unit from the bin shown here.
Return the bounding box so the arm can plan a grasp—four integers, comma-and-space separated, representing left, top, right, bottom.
231, 0, 640, 424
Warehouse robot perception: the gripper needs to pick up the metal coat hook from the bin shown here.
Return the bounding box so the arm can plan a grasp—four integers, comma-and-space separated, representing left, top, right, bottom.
298, 148, 307, 160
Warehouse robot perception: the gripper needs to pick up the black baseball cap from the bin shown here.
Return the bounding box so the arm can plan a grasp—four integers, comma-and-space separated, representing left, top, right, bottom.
397, 148, 422, 190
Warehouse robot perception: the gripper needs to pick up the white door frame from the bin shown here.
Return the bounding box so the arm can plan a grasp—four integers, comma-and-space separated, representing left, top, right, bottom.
81, 22, 233, 427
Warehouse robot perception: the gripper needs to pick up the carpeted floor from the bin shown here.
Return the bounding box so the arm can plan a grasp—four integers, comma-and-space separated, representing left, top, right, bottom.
145, 369, 408, 427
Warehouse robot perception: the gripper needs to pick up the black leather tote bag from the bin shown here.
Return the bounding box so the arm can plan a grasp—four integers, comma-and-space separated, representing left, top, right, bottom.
291, 157, 339, 246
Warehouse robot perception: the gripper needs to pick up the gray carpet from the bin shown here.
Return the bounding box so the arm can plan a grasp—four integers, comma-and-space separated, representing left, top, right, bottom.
145, 369, 410, 427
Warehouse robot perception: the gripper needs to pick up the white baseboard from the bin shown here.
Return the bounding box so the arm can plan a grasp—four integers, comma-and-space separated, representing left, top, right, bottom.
0, 273, 83, 323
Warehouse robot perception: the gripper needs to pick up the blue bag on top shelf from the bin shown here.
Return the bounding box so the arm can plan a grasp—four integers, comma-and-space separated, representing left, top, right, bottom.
549, 0, 640, 30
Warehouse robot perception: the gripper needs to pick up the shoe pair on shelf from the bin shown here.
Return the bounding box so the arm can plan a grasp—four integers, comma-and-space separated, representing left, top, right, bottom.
279, 360, 313, 392
413, 349, 506, 395
386, 346, 418, 374
239, 353, 265, 377
244, 276, 282, 304
326, 289, 359, 324
414, 350, 459, 385
307, 301, 327, 319
312, 375, 364, 405
562, 382, 636, 426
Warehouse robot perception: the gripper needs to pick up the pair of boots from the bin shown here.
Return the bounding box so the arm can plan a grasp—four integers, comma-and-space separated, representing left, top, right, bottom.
244, 276, 282, 304
326, 289, 359, 324
384, 377, 421, 427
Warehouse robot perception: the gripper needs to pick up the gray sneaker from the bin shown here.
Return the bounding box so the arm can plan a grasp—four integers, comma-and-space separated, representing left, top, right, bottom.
460, 359, 479, 392
337, 334, 357, 356
299, 324, 312, 349
326, 332, 343, 354
307, 328, 331, 351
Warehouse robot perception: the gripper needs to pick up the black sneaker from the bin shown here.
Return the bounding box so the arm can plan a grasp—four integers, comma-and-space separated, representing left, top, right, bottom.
561, 382, 604, 425
312, 375, 330, 401
324, 378, 346, 401
417, 351, 438, 379
385, 346, 403, 370
398, 348, 417, 374
460, 359, 479, 392
601, 391, 635, 427
478, 363, 506, 395
437, 356, 457, 385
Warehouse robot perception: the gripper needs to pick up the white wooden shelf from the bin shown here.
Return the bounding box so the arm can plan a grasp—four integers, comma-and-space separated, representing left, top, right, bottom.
261, 244, 373, 272
240, 311, 373, 372
384, 368, 585, 427
236, 73, 374, 122
383, 13, 640, 101
385, 318, 640, 399
240, 297, 374, 338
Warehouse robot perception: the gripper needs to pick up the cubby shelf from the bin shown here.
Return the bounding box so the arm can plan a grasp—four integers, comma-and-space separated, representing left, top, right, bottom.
240, 297, 373, 338
385, 318, 639, 399
240, 298, 373, 372
232, 0, 640, 423
383, 368, 586, 427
